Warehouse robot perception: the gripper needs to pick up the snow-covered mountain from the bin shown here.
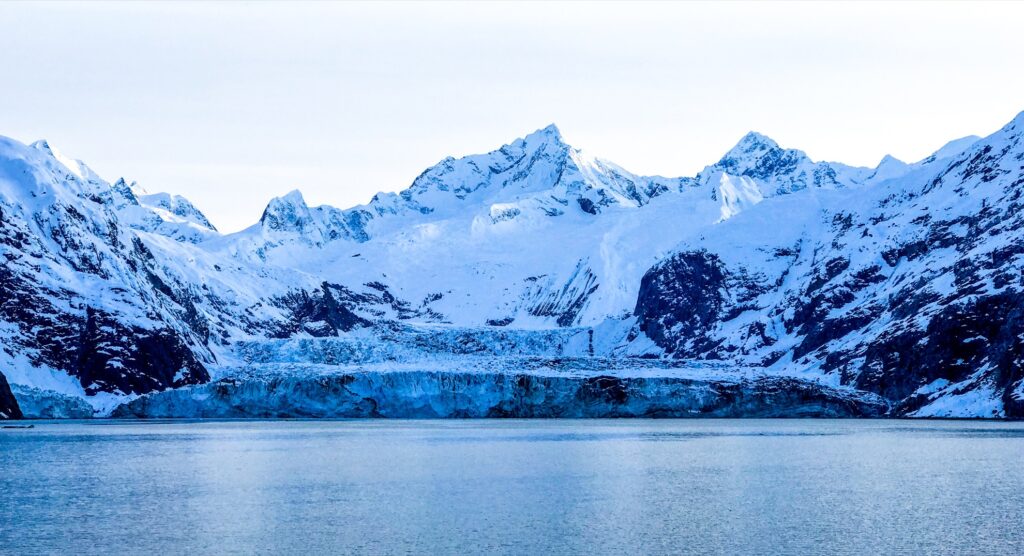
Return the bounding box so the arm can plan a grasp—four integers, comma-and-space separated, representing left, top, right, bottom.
1, 112, 1020, 419
0, 137, 215, 415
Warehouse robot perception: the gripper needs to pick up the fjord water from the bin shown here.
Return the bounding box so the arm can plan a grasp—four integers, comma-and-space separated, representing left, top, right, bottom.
2, 420, 1022, 555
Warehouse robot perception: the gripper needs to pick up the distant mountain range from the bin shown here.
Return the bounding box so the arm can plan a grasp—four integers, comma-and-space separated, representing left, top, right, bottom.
2, 110, 1022, 419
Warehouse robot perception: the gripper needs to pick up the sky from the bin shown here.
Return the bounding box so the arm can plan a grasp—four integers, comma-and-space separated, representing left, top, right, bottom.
2, 1, 1023, 232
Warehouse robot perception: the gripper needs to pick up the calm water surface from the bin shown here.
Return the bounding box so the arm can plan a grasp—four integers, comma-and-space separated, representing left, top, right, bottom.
2, 419, 1023, 555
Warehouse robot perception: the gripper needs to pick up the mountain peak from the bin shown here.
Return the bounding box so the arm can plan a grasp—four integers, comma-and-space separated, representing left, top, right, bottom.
279, 189, 307, 206
28, 138, 98, 181
864, 153, 911, 184
520, 123, 565, 147
123, 178, 149, 196
260, 189, 315, 233
878, 154, 905, 166
716, 131, 783, 168
538, 123, 562, 136
30, 139, 53, 152
715, 131, 788, 170
734, 131, 780, 151
109, 177, 140, 207
703, 130, 864, 194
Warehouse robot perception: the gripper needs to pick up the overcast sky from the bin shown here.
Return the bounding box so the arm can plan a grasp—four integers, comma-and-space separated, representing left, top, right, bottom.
2, 1, 1023, 232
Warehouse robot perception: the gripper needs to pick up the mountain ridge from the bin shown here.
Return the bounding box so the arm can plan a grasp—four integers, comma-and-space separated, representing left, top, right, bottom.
0, 111, 1020, 419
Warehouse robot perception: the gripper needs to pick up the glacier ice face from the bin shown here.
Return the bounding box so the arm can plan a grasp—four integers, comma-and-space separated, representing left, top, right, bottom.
114, 366, 888, 419
9, 384, 92, 419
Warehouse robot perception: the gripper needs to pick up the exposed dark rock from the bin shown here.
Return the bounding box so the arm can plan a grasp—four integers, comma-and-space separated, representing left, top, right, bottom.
634, 250, 727, 357
860, 290, 1024, 417
577, 197, 597, 215
529, 263, 599, 327
272, 283, 372, 337
75, 308, 210, 395
0, 371, 23, 420
0, 264, 209, 397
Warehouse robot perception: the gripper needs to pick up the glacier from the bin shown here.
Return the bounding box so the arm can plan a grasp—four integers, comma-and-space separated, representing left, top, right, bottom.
113, 367, 886, 419
1, 112, 1023, 419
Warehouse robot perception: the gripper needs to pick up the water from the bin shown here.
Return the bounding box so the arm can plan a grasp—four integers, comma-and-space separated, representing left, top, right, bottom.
2, 420, 1023, 555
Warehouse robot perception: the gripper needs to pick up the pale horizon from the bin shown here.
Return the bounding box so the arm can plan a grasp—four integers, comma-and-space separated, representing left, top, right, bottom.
3, 1, 1023, 231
